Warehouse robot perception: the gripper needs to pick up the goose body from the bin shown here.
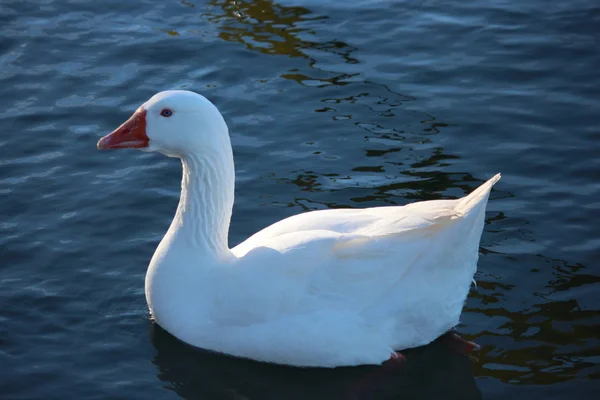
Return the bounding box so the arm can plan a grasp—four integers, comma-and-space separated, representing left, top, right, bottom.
98, 90, 500, 367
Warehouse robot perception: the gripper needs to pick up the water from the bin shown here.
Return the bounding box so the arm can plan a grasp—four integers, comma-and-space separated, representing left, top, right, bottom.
1, 0, 599, 398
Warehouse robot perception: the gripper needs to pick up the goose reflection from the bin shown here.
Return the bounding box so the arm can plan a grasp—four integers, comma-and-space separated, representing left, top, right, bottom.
150, 323, 481, 400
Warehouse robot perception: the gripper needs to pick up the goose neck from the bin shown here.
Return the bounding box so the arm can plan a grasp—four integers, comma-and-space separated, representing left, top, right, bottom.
173, 152, 234, 258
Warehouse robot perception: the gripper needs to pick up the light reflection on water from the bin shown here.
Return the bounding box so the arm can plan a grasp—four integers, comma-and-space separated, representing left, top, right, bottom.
0, 0, 598, 398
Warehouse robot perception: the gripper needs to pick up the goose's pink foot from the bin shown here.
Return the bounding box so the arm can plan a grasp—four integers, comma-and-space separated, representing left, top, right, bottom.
383, 351, 406, 369
441, 331, 481, 355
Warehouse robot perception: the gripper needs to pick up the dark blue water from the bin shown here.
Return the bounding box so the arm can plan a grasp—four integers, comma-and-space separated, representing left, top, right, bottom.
1, 0, 599, 398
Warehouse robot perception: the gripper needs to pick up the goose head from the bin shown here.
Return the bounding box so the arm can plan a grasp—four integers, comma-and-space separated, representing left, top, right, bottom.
97, 90, 230, 159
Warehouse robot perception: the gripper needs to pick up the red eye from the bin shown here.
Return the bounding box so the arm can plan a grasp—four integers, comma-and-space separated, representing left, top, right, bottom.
160, 109, 173, 117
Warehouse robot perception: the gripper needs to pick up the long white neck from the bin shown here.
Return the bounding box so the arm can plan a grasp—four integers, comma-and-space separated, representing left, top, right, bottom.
169, 149, 235, 260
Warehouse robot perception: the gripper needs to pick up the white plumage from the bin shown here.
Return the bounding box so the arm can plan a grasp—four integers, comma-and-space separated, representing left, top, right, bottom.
98, 90, 500, 367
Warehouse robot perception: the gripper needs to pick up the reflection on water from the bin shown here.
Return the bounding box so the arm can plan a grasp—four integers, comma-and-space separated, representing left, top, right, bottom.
213, 0, 324, 57
208, 0, 361, 87
151, 323, 481, 400
1, 0, 599, 398
469, 255, 600, 385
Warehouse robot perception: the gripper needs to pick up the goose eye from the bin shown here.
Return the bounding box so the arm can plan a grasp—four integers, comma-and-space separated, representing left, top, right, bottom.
160, 109, 173, 117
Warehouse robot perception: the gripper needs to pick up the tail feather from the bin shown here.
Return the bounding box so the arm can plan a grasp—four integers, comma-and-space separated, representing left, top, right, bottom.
455, 173, 501, 216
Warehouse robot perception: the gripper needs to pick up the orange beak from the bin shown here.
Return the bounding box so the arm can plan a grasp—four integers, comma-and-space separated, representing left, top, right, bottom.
97, 109, 149, 149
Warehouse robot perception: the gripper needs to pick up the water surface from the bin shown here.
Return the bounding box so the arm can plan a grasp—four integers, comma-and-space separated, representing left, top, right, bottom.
1, 0, 599, 398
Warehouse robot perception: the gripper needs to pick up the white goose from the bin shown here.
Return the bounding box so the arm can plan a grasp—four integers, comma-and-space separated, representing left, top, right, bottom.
97, 90, 500, 368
